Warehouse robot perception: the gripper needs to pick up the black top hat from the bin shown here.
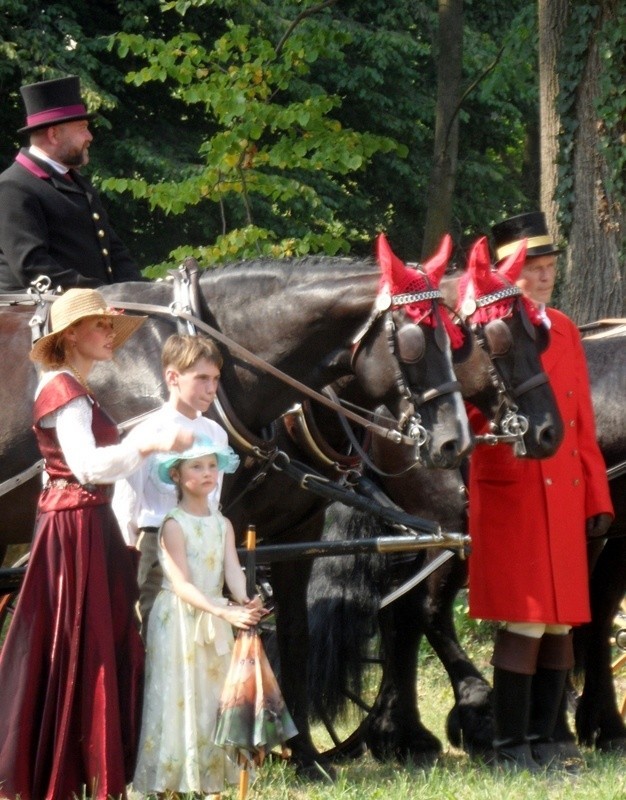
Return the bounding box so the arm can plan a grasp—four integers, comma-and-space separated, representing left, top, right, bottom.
18, 75, 95, 134
491, 211, 562, 262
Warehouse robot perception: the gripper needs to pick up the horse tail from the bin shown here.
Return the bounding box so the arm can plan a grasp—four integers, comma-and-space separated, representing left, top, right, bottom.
307, 502, 387, 721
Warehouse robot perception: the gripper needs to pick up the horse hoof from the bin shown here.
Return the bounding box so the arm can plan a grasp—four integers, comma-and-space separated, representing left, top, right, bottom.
595, 736, 626, 753
531, 740, 585, 773
295, 759, 336, 783
492, 743, 542, 773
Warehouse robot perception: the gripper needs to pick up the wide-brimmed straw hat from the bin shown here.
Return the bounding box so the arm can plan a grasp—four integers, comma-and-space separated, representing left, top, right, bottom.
30, 288, 146, 364
157, 436, 240, 484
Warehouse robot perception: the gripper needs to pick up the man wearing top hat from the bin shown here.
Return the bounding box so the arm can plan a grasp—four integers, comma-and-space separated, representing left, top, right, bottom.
465, 211, 614, 771
0, 75, 143, 292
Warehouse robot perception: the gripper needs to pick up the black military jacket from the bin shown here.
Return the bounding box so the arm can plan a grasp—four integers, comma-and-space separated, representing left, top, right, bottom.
0, 149, 142, 292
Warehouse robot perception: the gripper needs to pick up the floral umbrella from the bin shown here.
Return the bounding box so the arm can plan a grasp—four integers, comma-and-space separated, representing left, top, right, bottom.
215, 526, 297, 799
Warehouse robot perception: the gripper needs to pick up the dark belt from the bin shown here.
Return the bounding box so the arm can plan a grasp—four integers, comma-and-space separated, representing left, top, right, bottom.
139, 526, 159, 534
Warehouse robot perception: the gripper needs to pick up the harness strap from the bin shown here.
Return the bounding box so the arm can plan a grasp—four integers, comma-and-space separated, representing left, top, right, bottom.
170, 258, 203, 335
0, 461, 44, 497
102, 299, 415, 445
273, 453, 440, 535
211, 387, 277, 459
323, 387, 421, 479
415, 380, 462, 406
511, 371, 549, 399
0, 290, 413, 446
281, 402, 362, 472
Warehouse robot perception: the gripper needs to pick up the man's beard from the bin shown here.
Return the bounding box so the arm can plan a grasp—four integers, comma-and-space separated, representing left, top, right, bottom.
59, 145, 88, 167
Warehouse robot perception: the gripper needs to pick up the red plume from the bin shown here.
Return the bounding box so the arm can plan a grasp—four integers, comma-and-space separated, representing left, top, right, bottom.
422, 234, 453, 288
498, 239, 527, 283
377, 233, 411, 291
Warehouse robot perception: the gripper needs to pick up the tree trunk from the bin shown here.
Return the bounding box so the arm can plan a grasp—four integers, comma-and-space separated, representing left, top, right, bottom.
563, 3, 625, 321
539, 0, 625, 322
422, 0, 463, 259
538, 0, 566, 242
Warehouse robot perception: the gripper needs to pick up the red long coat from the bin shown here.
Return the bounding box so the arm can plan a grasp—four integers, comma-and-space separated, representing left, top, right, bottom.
467, 308, 614, 625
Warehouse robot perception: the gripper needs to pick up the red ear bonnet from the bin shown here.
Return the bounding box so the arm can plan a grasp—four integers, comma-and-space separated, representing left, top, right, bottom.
376, 233, 463, 347
457, 237, 541, 325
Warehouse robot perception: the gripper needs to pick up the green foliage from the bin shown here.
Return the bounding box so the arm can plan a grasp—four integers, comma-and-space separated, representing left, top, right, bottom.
2, 0, 598, 274
455, 2, 540, 241
105, 0, 402, 272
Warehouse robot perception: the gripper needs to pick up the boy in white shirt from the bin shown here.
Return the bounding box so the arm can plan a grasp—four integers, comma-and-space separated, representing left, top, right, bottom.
114, 334, 228, 637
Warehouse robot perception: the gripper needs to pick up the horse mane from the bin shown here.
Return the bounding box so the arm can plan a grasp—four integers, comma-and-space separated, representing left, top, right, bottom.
199, 255, 378, 290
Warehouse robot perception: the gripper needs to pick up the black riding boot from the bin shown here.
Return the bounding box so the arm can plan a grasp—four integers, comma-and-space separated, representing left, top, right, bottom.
490, 629, 542, 771
529, 632, 582, 770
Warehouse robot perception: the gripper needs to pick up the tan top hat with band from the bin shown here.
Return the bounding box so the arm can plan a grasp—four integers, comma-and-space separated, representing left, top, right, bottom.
492, 211, 562, 262
30, 288, 146, 365
19, 75, 96, 134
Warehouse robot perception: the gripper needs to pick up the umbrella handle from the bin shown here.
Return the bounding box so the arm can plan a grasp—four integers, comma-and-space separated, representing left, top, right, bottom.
245, 524, 256, 600
239, 761, 249, 800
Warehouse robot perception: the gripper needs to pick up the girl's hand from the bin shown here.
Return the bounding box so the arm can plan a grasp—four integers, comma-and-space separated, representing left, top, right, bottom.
245, 595, 266, 612
223, 602, 266, 630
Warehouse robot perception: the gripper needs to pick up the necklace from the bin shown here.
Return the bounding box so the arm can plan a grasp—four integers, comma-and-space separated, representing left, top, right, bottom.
66, 363, 92, 393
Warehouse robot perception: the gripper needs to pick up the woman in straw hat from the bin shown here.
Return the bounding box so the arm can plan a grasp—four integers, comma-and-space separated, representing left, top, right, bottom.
0, 288, 193, 800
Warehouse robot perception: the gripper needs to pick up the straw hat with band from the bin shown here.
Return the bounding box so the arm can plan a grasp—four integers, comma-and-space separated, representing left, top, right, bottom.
157, 436, 240, 484
30, 288, 146, 365
19, 75, 96, 134
492, 211, 562, 263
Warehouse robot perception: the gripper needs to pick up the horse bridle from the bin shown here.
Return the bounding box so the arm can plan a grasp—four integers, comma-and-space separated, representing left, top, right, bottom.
350, 281, 462, 454
463, 286, 550, 456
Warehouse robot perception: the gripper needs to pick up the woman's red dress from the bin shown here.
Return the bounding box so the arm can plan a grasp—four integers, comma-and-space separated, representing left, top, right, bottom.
0, 374, 144, 800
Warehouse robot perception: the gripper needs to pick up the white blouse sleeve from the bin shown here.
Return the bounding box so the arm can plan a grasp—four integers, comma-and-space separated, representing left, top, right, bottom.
50, 396, 144, 484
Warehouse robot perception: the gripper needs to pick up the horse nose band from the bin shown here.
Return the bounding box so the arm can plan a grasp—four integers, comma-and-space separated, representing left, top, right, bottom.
461, 285, 551, 455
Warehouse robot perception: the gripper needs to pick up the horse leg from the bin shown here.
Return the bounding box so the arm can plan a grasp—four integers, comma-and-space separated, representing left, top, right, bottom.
574, 535, 626, 751
270, 553, 336, 780
365, 583, 442, 765
420, 553, 494, 757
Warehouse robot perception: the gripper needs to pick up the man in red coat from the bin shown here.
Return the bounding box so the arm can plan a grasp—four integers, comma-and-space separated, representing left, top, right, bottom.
0, 75, 142, 292
467, 212, 614, 770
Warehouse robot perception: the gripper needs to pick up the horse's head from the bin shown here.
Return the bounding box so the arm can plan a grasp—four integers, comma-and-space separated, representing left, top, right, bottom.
452, 236, 563, 458
349, 234, 472, 469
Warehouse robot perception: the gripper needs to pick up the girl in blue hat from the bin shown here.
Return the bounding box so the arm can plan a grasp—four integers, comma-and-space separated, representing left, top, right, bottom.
133, 436, 265, 798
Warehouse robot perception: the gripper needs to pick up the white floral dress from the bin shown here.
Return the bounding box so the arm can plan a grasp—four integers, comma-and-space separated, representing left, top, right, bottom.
133, 507, 239, 795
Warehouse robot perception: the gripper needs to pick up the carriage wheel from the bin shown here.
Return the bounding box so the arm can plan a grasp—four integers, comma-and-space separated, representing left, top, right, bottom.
0, 553, 28, 646
612, 597, 626, 719
254, 565, 383, 764
311, 646, 384, 762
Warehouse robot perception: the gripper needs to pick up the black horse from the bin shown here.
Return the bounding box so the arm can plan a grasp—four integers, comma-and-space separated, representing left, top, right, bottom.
0, 252, 472, 776
0, 254, 468, 562
307, 323, 625, 762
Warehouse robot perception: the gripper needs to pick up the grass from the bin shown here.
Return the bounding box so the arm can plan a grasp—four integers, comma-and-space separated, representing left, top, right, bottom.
226, 592, 626, 800
2, 575, 625, 800
248, 751, 626, 800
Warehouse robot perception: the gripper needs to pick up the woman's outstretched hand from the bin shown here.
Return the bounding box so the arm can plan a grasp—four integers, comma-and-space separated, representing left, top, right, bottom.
134, 424, 194, 457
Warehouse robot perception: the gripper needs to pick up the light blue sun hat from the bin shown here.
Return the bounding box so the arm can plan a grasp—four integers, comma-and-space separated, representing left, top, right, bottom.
156, 435, 240, 485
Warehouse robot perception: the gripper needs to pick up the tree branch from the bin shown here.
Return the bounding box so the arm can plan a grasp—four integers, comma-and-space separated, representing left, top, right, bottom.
444, 45, 505, 150
275, 0, 338, 57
